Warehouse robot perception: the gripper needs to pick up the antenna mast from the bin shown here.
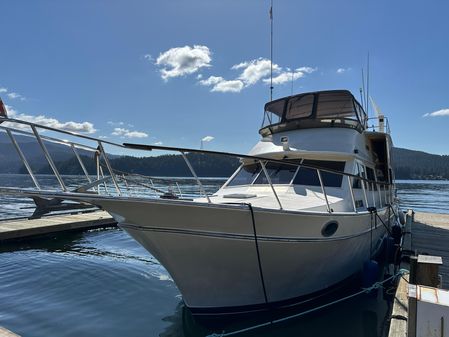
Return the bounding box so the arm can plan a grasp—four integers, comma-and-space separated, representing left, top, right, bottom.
366, 53, 370, 117
270, 0, 273, 101
361, 68, 366, 111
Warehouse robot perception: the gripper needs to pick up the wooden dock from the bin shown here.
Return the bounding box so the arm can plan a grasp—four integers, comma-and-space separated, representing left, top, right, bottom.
388, 211, 449, 337
0, 210, 117, 241
0, 326, 20, 337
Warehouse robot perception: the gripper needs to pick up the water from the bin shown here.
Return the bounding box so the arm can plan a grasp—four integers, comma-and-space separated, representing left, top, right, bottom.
1, 175, 447, 336
396, 180, 449, 214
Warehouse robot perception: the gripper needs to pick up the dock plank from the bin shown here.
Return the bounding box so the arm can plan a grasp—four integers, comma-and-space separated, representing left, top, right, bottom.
388, 275, 409, 337
0, 326, 20, 337
0, 211, 117, 241
412, 212, 449, 289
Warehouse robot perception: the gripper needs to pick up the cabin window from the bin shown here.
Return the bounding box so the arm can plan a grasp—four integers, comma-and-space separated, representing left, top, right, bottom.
353, 163, 366, 189
315, 92, 357, 120
285, 94, 314, 120
366, 167, 377, 190
227, 163, 261, 186
293, 160, 345, 187
253, 162, 298, 185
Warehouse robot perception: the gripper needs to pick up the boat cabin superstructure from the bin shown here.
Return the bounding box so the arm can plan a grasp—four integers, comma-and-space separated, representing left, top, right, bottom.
213, 90, 394, 213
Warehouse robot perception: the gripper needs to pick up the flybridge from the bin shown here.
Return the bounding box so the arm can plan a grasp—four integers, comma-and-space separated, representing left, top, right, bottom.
260, 90, 368, 136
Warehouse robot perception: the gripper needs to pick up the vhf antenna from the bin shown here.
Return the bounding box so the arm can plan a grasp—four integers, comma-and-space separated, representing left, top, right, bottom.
270, 0, 274, 101
366, 52, 370, 117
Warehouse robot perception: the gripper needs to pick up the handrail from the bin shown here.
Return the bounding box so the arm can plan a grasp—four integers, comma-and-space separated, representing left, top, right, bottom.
316, 169, 331, 213
347, 176, 357, 212
0, 116, 126, 148
31, 125, 67, 191
260, 160, 283, 210
6, 129, 41, 189
180, 151, 211, 203
98, 142, 121, 196
0, 116, 395, 213
366, 116, 391, 134
0, 124, 98, 153
122, 142, 393, 188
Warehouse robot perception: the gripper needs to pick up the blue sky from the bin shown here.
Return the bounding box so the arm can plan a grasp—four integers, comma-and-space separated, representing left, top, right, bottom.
0, 0, 448, 155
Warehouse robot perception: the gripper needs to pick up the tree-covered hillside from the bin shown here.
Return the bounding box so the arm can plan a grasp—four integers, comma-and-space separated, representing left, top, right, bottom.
393, 148, 449, 179
1, 132, 448, 179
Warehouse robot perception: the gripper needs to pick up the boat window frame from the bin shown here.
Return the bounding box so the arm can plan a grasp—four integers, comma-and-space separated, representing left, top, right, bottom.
292, 159, 346, 188
225, 162, 263, 187
252, 160, 301, 186
225, 159, 346, 188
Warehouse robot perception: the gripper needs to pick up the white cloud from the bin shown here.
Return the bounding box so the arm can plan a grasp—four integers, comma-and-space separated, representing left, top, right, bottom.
423, 109, 449, 117
4, 105, 96, 133
99, 135, 109, 139
143, 54, 153, 61
234, 58, 280, 86
199, 58, 314, 93
202, 136, 214, 142
199, 76, 224, 86
152, 45, 316, 94
156, 45, 212, 80
8, 93, 18, 99
263, 67, 316, 85
154, 141, 163, 145
111, 127, 148, 138
211, 80, 244, 93
199, 76, 244, 93
0, 87, 26, 101
7, 92, 25, 100
107, 121, 124, 126
336, 67, 351, 74
297, 66, 316, 74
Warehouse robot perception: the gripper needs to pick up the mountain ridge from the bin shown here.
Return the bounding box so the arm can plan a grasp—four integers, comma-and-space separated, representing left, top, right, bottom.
0, 133, 447, 179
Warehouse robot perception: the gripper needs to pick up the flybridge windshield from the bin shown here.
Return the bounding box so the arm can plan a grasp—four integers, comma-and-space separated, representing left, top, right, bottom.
261, 90, 367, 132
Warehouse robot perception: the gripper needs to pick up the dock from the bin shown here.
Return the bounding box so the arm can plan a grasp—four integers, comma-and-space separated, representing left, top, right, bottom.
388, 211, 449, 337
0, 210, 117, 241
0, 326, 20, 337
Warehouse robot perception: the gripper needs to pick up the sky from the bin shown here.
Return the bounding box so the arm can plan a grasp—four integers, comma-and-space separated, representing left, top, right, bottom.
0, 0, 448, 155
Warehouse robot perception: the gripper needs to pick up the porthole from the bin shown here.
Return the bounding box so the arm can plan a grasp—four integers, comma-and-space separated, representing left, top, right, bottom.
321, 221, 339, 237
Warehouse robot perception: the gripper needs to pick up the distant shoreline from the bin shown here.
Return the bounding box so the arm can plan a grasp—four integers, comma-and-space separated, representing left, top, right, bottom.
0, 173, 448, 182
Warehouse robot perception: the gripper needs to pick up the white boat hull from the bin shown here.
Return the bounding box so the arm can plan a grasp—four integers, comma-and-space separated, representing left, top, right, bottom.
88, 197, 392, 313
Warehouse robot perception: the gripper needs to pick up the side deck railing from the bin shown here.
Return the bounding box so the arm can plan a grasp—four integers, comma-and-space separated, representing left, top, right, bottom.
0, 116, 395, 214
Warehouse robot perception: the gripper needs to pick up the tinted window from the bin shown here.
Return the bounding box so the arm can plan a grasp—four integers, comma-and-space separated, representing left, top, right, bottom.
353, 163, 368, 189
315, 92, 357, 119
286, 94, 314, 120
366, 167, 376, 190
293, 160, 345, 187
254, 162, 298, 184
228, 163, 261, 186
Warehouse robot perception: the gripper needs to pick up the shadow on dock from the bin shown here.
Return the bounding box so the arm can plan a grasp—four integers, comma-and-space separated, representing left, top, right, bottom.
412, 212, 449, 288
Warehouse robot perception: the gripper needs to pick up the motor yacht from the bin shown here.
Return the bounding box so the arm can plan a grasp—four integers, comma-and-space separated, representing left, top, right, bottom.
0, 90, 399, 318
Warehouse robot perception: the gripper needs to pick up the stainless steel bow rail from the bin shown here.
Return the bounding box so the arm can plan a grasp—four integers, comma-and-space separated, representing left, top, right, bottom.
0, 116, 394, 216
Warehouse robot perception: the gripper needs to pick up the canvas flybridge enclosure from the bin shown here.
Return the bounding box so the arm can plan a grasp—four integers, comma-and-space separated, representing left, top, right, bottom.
260, 90, 368, 136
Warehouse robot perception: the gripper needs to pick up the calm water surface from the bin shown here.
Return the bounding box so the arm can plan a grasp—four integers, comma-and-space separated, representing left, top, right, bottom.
1, 175, 447, 337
